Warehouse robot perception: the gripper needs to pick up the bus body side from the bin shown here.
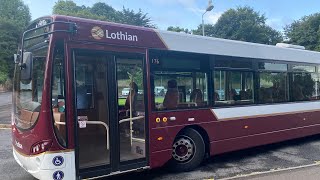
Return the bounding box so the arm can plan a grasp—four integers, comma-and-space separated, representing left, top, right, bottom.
148, 107, 320, 168
11, 15, 320, 179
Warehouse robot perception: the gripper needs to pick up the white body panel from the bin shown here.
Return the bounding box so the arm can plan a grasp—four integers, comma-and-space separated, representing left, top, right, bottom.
155, 30, 320, 64
13, 148, 76, 180
212, 101, 320, 120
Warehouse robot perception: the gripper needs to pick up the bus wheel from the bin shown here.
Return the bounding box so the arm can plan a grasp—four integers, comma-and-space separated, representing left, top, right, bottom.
169, 128, 205, 172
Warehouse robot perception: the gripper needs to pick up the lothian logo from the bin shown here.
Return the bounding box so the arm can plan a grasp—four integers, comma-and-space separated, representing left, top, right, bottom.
91, 26, 104, 40
91, 26, 138, 42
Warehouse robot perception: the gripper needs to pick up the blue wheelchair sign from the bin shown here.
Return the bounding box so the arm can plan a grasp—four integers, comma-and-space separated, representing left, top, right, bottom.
53, 170, 64, 180
52, 156, 64, 166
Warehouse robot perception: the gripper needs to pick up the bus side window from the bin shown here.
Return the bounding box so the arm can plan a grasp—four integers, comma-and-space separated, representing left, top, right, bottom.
214, 71, 254, 106
153, 72, 208, 110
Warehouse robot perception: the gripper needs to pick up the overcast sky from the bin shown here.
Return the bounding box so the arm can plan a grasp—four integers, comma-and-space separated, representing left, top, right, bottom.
22, 0, 320, 31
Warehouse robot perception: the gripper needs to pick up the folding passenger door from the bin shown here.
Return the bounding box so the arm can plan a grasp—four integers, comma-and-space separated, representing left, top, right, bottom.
72, 48, 148, 179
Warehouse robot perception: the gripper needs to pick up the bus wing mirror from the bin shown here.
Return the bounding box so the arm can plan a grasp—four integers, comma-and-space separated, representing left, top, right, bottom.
20, 52, 33, 81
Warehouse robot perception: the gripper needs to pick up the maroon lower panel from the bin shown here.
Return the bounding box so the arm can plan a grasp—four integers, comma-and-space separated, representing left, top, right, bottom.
149, 149, 172, 169
211, 123, 320, 155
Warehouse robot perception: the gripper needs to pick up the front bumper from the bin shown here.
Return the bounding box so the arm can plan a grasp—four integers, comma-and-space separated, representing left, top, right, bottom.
13, 147, 76, 180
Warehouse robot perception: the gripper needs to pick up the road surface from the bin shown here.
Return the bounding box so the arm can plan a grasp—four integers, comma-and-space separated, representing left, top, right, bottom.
0, 92, 12, 125
1, 91, 320, 179
2, 128, 320, 180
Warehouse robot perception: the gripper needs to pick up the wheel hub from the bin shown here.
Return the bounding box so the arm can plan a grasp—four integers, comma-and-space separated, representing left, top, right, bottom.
172, 137, 194, 162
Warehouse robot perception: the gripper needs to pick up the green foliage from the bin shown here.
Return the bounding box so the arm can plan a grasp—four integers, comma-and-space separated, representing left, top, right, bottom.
0, 0, 31, 84
192, 24, 215, 36
53, 0, 155, 27
91, 2, 118, 22
211, 6, 283, 44
284, 13, 320, 51
167, 26, 191, 34
120, 7, 154, 28
0, 0, 30, 29
53, 0, 104, 20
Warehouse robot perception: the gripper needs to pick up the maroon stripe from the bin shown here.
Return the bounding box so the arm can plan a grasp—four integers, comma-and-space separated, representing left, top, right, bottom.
55, 15, 167, 49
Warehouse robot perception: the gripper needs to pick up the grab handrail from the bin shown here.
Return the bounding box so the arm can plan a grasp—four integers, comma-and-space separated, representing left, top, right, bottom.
55, 116, 145, 150
119, 116, 144, 124
55, 121, 109, 150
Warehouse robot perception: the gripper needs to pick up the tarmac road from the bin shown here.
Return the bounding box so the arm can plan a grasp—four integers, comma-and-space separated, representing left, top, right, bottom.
2, 127, 320, 180
2, 91, 320, 179
0, 91, 12, 125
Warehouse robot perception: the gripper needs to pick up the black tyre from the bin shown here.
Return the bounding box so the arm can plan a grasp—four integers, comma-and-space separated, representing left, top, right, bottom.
169, 128, 205, 172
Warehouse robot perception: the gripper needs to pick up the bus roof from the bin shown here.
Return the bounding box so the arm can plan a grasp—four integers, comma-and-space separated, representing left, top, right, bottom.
48, 15, 320, 64
156, 29, 320, 64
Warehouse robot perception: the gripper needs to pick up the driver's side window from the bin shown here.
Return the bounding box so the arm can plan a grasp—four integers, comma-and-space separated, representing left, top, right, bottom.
51, 42, 67, 147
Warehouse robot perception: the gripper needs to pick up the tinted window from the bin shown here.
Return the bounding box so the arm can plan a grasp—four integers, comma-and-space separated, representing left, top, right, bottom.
51, 43, 67, 147
259, 62, 288, 71
293, 65, 316, 73
292, 73, 319, 101
214, 71, 253, 105
13, 47, 47, 130
214, 56, 253, 69
258, 72, 288, 103
75, 61, 94, 109
153, 71, 208, 110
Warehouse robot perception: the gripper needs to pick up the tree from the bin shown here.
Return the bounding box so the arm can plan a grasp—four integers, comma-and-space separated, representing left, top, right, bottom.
53, 1, 155, 28
0, 0, 31, 85
90, 2, 119, 22
284, 13, 320, 51
167, 26, 191, 34
192, 24, 215, 36
210, 6, 282, 45
0, 0, 30, 28
119, 7, 154, 28
53, 0, 103, 20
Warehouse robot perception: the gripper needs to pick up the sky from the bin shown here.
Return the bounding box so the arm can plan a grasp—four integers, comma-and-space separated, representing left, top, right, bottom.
22, 0, 320, 31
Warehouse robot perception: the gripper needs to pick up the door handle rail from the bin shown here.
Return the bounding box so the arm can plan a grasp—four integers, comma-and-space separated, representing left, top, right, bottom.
55, 121, 110, 150
119, 116, 144, 124
55, 116, 144, 151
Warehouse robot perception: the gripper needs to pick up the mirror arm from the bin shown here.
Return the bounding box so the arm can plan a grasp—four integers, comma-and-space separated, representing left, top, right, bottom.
19, 63, 26, 70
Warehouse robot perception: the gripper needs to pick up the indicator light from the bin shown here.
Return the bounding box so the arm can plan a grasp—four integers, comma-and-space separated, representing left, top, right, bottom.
157, 137, 163, 141
244, 126, 249, 129
163, 117, 168, 122
156, 118, 161, 123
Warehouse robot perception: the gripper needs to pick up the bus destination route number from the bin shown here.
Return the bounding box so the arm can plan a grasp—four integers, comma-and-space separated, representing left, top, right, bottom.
151, 58, 160, 65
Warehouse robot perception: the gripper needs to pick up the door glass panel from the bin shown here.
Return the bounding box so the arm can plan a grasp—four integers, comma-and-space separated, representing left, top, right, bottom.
76, 53, 110, 168
117, 58, 146, 162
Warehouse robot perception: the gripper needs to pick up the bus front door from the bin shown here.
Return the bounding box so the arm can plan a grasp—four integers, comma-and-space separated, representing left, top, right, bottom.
74, 51, 147, 178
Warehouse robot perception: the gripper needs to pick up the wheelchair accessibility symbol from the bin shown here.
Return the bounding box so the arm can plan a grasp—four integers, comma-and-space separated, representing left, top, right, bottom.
52, 156, 64, 166
53, 170, 64, 180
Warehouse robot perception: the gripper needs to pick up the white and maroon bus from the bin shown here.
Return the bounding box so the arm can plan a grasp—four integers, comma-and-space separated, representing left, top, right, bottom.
12, 15, 320, 179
